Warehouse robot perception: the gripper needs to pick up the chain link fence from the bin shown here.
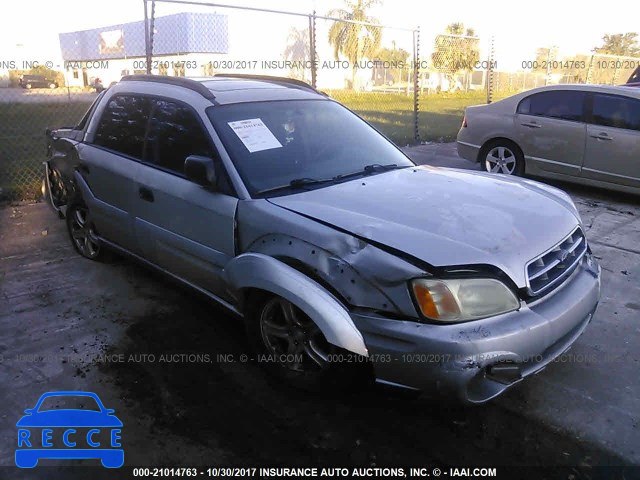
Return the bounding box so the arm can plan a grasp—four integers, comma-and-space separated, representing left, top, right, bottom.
2, 0, 640, 201
487, 47, 640, 95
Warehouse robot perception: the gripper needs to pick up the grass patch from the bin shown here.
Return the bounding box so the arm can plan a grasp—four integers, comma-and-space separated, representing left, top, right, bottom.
325, 90, 507, 145
0, 102, 91, 200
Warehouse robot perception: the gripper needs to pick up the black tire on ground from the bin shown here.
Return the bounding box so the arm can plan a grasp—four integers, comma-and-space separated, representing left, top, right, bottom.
245, 291, 372, 392
65, 198, 108, 261
479, 139, 525, 176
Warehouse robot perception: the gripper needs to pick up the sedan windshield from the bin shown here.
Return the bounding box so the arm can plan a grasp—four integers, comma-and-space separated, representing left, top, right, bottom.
207, 99, 414, 196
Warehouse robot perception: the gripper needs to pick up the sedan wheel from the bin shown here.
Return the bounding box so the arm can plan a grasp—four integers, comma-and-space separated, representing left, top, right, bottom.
481, 140, 525, 176
66, 201, 103, 260
485, 146, 517, 174
259, 297, 333, 372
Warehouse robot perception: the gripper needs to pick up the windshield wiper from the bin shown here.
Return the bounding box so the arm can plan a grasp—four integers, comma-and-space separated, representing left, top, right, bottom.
333, 163, 401, 181
256, 164, 404, 196
256, 177, 335, 195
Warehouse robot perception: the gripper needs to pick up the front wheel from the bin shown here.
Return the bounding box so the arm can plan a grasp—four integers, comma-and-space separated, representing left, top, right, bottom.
66, 199, 107, 261
480, 140, 525, 176
246, 293, 371, 392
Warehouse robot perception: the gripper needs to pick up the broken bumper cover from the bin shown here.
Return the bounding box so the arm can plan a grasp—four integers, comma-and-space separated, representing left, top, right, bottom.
351, 254, 601, 404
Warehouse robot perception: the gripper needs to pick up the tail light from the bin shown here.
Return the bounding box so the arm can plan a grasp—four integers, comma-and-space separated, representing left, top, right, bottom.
461, 115, 468, 128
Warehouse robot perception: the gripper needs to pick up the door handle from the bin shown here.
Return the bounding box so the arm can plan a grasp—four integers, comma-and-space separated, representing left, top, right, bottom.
138, 186, 154, 202
521, 122, 541, 128
589, 133, 612, 141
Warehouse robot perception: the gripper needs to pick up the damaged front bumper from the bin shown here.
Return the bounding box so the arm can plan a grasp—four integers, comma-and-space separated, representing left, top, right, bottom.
351, 253, 601, 404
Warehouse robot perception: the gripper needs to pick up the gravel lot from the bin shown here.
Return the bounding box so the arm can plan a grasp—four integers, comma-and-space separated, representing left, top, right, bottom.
1, 146, 638, 477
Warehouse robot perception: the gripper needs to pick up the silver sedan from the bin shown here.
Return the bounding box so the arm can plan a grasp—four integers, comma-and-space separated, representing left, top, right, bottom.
456, 84, 640, 194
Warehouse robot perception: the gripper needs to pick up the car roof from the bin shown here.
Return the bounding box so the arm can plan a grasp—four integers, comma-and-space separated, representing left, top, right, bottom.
519, 83, 640, 99
118, 74, 327, 105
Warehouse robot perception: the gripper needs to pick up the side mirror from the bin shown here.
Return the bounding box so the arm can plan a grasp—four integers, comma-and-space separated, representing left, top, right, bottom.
185, 155, 216, 187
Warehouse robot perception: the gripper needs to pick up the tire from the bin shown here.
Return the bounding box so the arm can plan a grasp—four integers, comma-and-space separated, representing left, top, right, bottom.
245, 292, 372, 392
66, 198, 108, 261
25, 83, 32, 89
47, 167, 68, 207
49, 83, 57, 89
479, 140, 525, 176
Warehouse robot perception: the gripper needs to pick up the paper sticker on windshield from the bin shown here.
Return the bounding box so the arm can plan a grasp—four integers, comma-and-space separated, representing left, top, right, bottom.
228, 118, 282, 153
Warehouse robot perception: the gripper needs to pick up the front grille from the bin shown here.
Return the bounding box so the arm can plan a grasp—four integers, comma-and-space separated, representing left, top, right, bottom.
526, 226, 587, 296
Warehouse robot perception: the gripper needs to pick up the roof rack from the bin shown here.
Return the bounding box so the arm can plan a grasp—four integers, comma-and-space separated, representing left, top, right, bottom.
213, 73, 318, 92
120, 74, 216, 100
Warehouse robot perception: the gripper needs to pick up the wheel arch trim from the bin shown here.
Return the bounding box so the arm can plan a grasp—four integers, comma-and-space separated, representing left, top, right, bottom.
226, 252, 368, 357
480, 137, 524, 157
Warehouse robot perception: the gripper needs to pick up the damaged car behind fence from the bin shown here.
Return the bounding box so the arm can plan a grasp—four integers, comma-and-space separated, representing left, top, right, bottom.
42, 74, 601, 404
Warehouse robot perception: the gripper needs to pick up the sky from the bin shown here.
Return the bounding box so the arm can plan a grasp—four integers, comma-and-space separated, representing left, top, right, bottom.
2, 0, 638, 71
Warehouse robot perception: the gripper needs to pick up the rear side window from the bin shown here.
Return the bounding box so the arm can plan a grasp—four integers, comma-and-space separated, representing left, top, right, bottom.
627, 66, 640, 84
591, 94, 640, 131
93, 95, 152, 159
144, 99, 213, 173
517, 91, 586, 122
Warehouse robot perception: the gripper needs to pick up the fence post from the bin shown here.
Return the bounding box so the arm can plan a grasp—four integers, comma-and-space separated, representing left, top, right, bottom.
413, 26, 420, 143
585, 54, 594, 84
143, 0, 151, 74
309, 11, 317, 89
486, 36, 495, 104
148, 0, 156, 73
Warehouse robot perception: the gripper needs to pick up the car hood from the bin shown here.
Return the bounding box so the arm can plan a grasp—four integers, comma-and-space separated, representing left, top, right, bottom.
268, 166, 581, 288
16, 410, 123, 427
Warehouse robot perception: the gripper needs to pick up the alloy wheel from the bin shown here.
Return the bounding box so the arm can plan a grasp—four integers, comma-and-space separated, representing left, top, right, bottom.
69, 205, 100, 258
485, 146, 517, 174
259, 297, 333, 372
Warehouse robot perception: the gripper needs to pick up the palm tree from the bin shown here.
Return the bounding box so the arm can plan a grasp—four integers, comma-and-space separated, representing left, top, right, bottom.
283, 27, 311, 81
328, 0, 382, 89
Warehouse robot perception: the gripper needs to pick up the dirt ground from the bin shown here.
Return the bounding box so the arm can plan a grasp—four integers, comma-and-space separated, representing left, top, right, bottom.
1, 148, 639, 478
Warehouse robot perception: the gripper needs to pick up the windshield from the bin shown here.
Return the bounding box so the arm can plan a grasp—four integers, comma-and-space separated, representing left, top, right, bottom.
38, 395, 101, 412
207, 99, 414, 196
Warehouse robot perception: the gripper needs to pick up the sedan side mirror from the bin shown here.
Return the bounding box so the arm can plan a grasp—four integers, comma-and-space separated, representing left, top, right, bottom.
185, 155, 217, 187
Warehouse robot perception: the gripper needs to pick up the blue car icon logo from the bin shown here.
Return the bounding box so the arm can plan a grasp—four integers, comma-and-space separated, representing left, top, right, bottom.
16, 391, 123, 468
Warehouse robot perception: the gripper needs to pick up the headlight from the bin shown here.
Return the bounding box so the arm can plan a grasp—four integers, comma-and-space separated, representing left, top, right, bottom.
411, 278, 520, 323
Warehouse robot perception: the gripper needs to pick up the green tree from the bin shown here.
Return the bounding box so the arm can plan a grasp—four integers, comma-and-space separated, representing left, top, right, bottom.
373, 44, 409, 84
594, 32, 640, 56
327, 0, 382, 89
531, 48, 589, 83
431, 22, 480, 88
375, 45, 409, 64
283, 27, 311, 81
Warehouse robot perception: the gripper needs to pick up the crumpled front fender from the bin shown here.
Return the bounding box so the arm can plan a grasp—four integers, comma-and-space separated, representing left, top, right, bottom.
225, 252, 368, 357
